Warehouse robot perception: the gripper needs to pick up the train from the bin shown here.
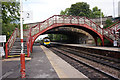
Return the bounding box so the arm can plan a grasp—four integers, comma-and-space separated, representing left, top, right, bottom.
43, 37, 51, 47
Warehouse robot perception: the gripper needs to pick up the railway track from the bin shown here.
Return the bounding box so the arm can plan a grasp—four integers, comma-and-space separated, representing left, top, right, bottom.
49, 45, 120, 80
59, 46, 120, 70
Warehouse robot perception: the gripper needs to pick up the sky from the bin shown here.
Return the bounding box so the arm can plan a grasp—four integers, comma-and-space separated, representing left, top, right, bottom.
23, 0, 120, 24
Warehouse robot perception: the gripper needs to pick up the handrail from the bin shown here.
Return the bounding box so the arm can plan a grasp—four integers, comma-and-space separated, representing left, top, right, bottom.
5, 28, 19, 58
105, 21, 120, 30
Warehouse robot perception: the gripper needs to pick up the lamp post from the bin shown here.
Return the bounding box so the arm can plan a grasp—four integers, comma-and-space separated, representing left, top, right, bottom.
100, 10, 103, 29
20, 0, 25, 78
113, 0, 115, 18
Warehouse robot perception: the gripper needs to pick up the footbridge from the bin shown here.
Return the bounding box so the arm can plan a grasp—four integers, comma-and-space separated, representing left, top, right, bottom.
5, 15, 120, 58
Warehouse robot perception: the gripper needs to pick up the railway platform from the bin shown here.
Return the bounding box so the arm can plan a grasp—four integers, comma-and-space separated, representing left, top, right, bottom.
2, 45, 88, 79
51, 42, 120, 52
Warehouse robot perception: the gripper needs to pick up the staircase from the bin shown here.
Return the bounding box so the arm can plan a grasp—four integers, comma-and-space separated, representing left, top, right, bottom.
8, 38, 27, 58
5, 28, 28, 58
103, 21, 120, 46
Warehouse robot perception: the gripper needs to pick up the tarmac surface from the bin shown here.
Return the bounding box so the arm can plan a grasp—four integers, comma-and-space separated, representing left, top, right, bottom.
2, 46, 58, 79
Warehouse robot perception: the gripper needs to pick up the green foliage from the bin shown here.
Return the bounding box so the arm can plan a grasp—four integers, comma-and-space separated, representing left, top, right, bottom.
90, 6, 104, 18
68, 2, 91, 17
60, 8, 70, 15
48, 34, 53, 40
2, 23, 18, 40
2, 2, 20, 24
48, 34, 68, 41
2, 1, 20, 40
97, 38, 102, 43
60, 2, 104, 18
104, 19, 115, 29
104, 38, 110, 44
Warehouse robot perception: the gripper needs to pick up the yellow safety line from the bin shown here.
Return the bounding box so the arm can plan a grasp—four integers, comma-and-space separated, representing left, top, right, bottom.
8, 54, 27, 58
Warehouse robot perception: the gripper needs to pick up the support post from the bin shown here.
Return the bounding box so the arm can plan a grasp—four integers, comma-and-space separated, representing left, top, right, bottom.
27, 42, 30, 57
20, 0, 25, 78
30, 37, 33, 53
5, 43, 8, 59
20, 54, 25, 78
102, 37, 104, 46
102, 29, 104, 46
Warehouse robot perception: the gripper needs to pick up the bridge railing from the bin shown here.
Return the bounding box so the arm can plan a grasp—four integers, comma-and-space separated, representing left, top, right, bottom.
85, 17, 102, 34
30, 15, 102, 37
5, 28, 19, 58
23, 29, 30, 37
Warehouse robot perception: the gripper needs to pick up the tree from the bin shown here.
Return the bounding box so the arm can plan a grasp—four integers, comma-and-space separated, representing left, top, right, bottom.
2, 23, 18, 40
2, 1, 20, 40
68, 2, 91, 17
90, 6, 104, 18
2, 2, 20, 24
60, 2, 104, 18
60, 8, 70, 15
104, 19, 115, 29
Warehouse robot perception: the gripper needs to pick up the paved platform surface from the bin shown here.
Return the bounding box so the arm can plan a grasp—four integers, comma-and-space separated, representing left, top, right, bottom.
2, 46, 88, 79
41, 45, 88, 78
2, 46, 58, 79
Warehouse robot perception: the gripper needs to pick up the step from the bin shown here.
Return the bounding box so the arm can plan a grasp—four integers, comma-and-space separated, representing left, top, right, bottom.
9, 52, 27, 55
11, 46, 27, 49
8, 54, 28, 58
15, 38, 27, 42
13, 44, 27, 46
10, 51, 26, 53
9, 48, 27, 51
13, 42, 27, 44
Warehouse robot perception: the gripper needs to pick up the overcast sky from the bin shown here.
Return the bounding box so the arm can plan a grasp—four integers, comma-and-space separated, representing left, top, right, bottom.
23, 0, 120, 24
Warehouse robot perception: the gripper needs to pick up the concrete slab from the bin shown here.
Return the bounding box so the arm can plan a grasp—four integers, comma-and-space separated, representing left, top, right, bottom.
41, 45, 88, 79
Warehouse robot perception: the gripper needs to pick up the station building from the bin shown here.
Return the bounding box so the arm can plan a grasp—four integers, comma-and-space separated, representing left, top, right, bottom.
118, 1, 120, 17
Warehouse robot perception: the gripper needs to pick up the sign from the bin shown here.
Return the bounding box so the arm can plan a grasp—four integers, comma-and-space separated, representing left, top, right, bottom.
23, 11, 33, 21
113, 40, 117, 46
0, 47, 5, 57
0, 35, 6, 43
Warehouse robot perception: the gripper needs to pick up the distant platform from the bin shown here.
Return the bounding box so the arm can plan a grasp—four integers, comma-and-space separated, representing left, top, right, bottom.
51, 42, 120, 52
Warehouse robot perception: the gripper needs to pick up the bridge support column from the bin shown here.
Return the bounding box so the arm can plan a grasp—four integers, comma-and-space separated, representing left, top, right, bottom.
30, 37, 33, 53
94, 37, 98, 46
101, 36, 104, 46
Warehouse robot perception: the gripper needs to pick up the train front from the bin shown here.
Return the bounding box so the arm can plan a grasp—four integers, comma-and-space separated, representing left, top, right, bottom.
43, 38, 51, 47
